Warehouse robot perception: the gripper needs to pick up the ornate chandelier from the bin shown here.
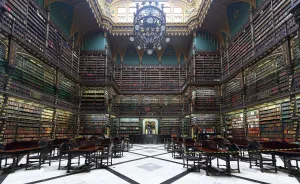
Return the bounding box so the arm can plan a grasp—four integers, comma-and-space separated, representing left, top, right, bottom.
130, 0, 170, 55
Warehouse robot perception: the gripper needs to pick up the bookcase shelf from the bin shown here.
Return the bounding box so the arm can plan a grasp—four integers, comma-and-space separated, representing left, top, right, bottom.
111, 118, 119, 137
81, 88, 106, 113
181, 118, 189, 136
80, 114, 109, 136
2, 97, 55, 142
192, 87, 220, 112
192, 114, 220, 138
55, 109, 77, 139
247, 109, 260, 140
222, 74, 243, 109
79, 54, 107, 81
41, 109, 53, 140
119, 118, 139, 138
222, 0, 297, 82
281, 100, 294, 142
225, 111, 244, 139
58, 73, 80, 105
161, 118, 181, 136
195, 52, 221, 82
259, 104, 283, 141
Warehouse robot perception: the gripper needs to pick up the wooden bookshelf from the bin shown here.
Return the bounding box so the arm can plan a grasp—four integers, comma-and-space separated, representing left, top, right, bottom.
192, 87, 220, 112
247, 109, 260, 140
80, 114, 109, 136
181, 118, 189, 137
0, 57, 6, 92
111, 118, 119, 137
54, 109, 77, 139
2, 98, 55, 142
192, 114, 220, 138
259, 104, 283, 141
81, 88, 106, 113
160, 118, 181, 136
194, 52, 221, 82
119, 118, 139, 138
225, 111, 244, 139
281, 100, 294, 142
222, 74, 243, 109
79, 54, 107, 82
40, 108, 53, 140
58, 73, 80, 105
222, 0, 297, 82
243, 46, 291, 107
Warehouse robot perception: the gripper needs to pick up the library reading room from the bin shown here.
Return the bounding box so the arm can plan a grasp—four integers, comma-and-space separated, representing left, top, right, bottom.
1, 0, 300, 183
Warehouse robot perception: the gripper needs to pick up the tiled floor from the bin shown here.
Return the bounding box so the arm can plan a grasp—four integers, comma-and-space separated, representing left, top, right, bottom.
1, 144, 300, 184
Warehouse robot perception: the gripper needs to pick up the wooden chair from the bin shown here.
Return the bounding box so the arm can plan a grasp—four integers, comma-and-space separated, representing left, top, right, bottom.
217, 144, 240, 173
182, 144, 201, 172
96, 143, 113, 168
248, 142, 277, 173
0, 143, 9, 169
172, 141, 182, 159
26, 141, 52, 170
58, 143, 80, 170
114, 140, 125, 157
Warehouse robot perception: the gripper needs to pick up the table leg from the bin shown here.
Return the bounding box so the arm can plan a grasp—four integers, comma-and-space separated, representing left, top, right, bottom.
205, 155, 210, 176
87, 153, 90, 172
67, 153, 71, 173
226, 156, 231, 175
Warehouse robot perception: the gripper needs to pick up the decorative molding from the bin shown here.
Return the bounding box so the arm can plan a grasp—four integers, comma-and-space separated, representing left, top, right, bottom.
86, 0, 213, 36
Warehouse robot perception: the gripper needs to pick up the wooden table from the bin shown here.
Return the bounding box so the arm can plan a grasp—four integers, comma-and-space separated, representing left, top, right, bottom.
66, 146, 103, 173
193, 147, 232, 176
0, 147, 42, 172
275, 150, 300, 176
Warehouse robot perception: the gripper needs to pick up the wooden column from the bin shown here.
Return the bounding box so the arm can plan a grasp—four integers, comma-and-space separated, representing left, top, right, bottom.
0, 36, 16, 138
50, 69, 60, 139
290, 1, 300, 45
249, 6, 255, 54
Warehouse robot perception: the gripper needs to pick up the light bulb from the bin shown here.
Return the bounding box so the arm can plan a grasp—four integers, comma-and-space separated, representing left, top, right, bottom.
137, 45, 141, 50
165, 37, 170, 43
129, 37, 135, 42
158, 46, 162, 50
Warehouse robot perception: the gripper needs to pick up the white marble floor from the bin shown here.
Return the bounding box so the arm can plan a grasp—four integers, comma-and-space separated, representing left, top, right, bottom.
1, 144, 299, 184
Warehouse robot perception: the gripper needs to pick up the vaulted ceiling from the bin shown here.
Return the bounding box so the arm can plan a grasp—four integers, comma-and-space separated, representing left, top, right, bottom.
36, 0, 259, 48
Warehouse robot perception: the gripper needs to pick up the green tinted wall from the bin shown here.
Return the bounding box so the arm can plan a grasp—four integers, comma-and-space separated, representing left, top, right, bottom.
50, 2, 74, 37
227, 2, 250, 38
161, 47, 178, 65
82, 32, 106, 51
123, 46, 140, 65
194, 31, 219, 51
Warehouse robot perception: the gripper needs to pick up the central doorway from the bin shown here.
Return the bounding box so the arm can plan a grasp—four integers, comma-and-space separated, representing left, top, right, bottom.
142, 119, 158, 134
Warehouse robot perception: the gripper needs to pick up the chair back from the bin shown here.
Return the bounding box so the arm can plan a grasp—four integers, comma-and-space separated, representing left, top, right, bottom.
58, 142, 70, 154
38, 140, 48, 147
248, 141, 261, 158
228, 144, 240, 157
202, 141, 218, 151
40, 142, 52, 156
